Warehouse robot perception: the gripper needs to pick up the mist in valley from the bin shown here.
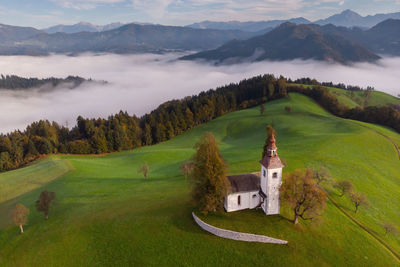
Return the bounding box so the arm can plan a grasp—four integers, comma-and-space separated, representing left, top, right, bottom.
0, 53, 399, 133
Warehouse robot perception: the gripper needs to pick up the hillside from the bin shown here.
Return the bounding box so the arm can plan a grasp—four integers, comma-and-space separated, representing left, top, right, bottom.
293, 84, 400, 108
182, 23, 380, 64
0, 93, 399, 266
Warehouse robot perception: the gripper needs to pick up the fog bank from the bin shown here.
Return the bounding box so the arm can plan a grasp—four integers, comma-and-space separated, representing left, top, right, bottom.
0, 53, 399, 133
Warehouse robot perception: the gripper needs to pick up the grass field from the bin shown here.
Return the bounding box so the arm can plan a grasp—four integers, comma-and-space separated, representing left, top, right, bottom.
292, 83, 400, 108
0, 93, 399, 266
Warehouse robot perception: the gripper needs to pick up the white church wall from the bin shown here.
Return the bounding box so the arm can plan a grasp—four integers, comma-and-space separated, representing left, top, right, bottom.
225, 191, 260, 212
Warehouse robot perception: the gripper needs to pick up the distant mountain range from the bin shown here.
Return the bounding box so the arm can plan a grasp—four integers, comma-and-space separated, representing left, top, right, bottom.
314, 9, 400, 28
181, 22, 381, 64
41, 22, 126, 34
187, 9, 400, 31
0, 24, 257, 56
0, 9, 397, 63
187, 17, 310, 32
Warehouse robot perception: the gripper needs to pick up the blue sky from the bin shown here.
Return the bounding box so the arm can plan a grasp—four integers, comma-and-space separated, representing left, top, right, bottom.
0, 0, 399, 28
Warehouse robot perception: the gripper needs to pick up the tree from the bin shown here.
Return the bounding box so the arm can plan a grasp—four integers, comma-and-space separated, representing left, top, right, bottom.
262, 125, 275, 158
349, 192, 367, 213
312, 166, 332, 186
382, 222, 398, 236
190, 132, 230, 214
35, 190, 56, 219
285, 106, 292, 113
138, 163, 150, 178
260, 104, 265, 116
12, 203, 29, 233
280, 169, 327, 224
180, 161, 194, 180
334, 180, 353, 197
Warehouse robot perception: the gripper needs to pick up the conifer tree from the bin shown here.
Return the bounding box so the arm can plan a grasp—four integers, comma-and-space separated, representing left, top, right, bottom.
190, 132, 230, 214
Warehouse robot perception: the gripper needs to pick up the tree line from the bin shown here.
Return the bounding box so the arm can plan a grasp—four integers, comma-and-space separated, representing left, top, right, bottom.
0, 75, 90, 90
291, 77, 375, 91
0, 74, 288, 172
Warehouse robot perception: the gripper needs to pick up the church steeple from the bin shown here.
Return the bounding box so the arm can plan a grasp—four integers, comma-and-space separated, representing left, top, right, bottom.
266, 134, 277, 157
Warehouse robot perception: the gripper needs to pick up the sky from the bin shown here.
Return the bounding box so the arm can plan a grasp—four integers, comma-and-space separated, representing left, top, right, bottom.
0, 53, 398, 133
0, 0, 399, 29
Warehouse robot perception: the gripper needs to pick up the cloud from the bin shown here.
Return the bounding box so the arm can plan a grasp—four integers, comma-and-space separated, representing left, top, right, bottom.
0, 53, 398, 133
51, 0, 125, 10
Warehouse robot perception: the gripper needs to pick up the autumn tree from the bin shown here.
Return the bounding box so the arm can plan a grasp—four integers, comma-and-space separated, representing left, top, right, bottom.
334, 180, 353, 197
349, 192, 367, 213
312, 166, 332, 186
138, 163, 150, 178
12, 203, 29, 234
382, 222, 398, 236
262, 125, 275, 158
285, 106, 292, 113
280, 169, 327, 224
36, 190, 56, 219
190, 132, 230, 214
260, 104, 265, 116
180, 161, 194, 180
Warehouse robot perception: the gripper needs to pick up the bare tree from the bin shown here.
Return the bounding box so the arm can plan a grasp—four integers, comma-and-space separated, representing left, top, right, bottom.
383, 222, 398, 236
180, 161, 194, 180
12, 204, 29, 234
349, 192, 367, 213
260, 104, 265, 116
312, 166, 332, 186
138, 163, 150, 178
280, 169, 327, 224
36, 190, 56, 219
334, 180, 353, 197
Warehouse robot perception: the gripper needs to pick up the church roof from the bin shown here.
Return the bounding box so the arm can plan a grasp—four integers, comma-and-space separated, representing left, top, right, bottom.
227, 173, 260, 193
260, 156, 284, 169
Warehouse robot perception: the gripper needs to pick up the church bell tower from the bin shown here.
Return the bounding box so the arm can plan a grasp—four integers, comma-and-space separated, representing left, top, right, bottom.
259, 133, 284, 215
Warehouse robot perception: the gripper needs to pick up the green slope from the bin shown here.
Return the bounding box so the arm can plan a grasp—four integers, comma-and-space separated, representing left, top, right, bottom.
0, 93, 399, 266
292, 84, 400, 108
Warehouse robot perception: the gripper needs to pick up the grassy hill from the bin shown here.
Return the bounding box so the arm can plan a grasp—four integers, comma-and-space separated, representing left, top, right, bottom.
292, 83, 400, 108
0, 93, 399, 266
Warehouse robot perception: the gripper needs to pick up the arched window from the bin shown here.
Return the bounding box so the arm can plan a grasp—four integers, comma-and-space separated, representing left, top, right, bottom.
238, 195, 241, 205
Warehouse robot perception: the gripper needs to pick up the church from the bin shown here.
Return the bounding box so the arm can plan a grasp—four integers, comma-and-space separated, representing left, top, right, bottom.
224, 133, 284, 215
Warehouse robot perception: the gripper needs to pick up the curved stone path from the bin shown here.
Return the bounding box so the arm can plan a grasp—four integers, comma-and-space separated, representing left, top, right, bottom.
192, 212, 288, 244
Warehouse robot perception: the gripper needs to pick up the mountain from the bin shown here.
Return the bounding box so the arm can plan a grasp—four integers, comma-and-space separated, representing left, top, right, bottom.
363, 19, 400, 55
181, 23, 380, 64
0, 24, 42, 44
315, 9, 400, 28
187, 17, 310, 32
8, 23, 257, 55
42, 22, 125, 34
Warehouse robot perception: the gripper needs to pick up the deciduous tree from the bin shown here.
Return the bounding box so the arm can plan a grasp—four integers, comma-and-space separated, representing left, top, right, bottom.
280, 169, 327, 224
180, 161, 194, 180
260, 104, 265, 116
334, 180, 353, 197
36, 190, 56, 219
12, 203, 29, 234
383, 222, 398, 236
312, 166, 332, 186
190, 132, 230, 214
138, 163, 150, 178
349, 192, 367, 213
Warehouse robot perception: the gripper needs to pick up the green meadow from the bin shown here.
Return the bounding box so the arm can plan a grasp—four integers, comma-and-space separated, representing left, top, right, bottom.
0, 93, 399, 266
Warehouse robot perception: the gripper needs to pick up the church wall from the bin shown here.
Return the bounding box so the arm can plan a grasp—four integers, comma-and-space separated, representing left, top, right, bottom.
225, 191, 260, 212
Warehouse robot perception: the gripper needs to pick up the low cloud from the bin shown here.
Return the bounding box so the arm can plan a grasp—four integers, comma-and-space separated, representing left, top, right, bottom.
0, 53, 398, 133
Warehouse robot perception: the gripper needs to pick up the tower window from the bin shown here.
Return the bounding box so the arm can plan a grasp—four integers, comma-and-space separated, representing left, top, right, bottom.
238, 195, 241, 205
263, 170, 266, 177
252, 194, 257, 198
273, 172, 278, 178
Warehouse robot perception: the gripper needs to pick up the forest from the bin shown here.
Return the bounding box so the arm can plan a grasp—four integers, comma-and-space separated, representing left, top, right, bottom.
0, 75, 91, 90
0, 74, 398, 173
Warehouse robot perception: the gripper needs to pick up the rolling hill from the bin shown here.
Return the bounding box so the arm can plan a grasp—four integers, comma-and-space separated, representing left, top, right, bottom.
182, 23, 380, 64
0, 93, 399, 266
